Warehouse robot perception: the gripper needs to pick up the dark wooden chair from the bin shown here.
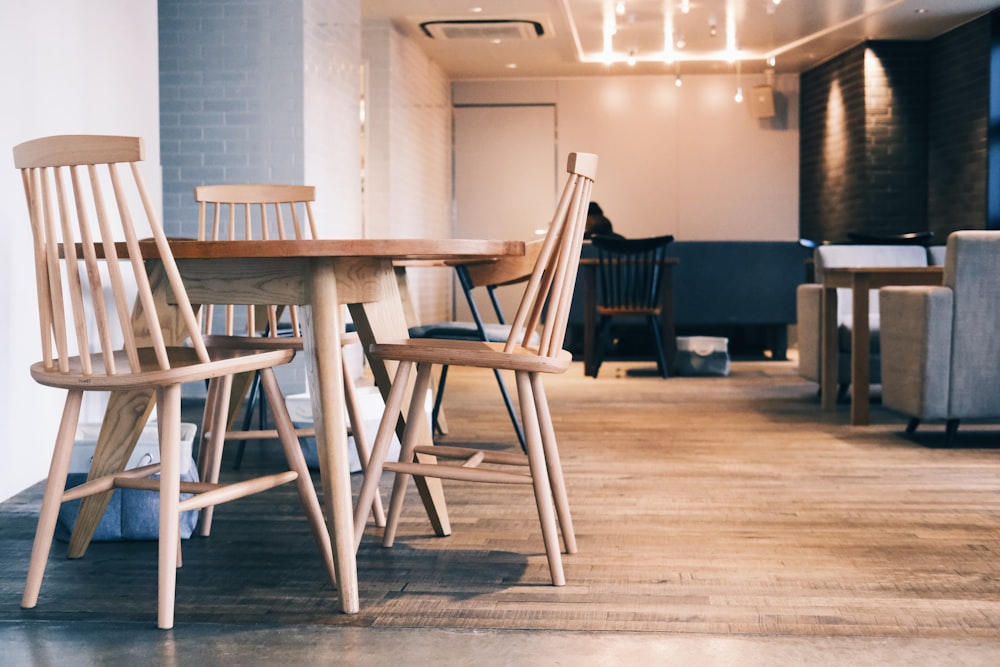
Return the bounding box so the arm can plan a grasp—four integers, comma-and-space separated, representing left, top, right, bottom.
587, 234, 675, 378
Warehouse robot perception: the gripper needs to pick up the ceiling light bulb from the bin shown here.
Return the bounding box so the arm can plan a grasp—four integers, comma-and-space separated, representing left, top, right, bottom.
675, 33, 686, 49
675, 74, 682, 87
616, 1, 626, 15
627, 50, 637, 66
735, 86, 744, 103
681, 0, 690, 14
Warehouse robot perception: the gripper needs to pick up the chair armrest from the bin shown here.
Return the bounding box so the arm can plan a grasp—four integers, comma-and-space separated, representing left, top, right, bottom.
879, 285, 953, 420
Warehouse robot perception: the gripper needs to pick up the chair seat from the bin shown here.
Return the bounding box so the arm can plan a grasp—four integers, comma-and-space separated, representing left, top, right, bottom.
30, 346, 295, 391
205, 329, 359, 351
408, 321, 540, 345
370, 338, 572, 374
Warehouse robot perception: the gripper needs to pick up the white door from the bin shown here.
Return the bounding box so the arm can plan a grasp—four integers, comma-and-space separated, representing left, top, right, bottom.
452, 104, 557, 320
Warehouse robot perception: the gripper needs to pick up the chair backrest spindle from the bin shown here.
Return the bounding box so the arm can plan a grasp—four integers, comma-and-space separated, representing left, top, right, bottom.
14, 134, 210, 378
502, 153, 596, 358
194, 184, 317, 340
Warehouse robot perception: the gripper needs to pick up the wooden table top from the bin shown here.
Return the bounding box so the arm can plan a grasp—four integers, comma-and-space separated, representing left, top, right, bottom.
821, 266, 943, 287
158, 238, 524, 261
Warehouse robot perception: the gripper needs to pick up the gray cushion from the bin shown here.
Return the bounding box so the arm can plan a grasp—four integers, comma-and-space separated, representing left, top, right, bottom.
409, 321, 539, 345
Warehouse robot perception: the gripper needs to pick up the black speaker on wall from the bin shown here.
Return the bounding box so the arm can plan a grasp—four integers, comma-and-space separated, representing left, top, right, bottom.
749, 85, 776, 119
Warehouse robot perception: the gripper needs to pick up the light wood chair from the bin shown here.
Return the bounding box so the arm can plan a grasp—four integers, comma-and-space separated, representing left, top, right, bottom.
353, 152, 598, 586
193, 184, 385, 534
13, 135, 335, 629
406, 239, 545, 450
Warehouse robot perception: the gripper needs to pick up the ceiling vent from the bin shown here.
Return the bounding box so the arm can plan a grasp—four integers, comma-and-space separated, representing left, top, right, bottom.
420, 19, 546, 40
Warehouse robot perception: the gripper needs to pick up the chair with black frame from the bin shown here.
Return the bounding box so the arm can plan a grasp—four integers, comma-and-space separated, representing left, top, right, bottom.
586, 233, 676, 378
406, 240, 544, 451
13, 134, 335, 629
353, 152, 598, 587
193, 183, 385, 534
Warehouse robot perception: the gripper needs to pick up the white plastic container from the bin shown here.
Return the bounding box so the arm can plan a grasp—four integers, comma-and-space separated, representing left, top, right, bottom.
59, 421, 200, 542
675, 336, 731, 377
69, 422, 198, 473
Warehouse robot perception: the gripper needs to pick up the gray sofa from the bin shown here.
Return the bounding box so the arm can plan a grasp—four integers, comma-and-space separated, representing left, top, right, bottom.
879, 231, 1000, 442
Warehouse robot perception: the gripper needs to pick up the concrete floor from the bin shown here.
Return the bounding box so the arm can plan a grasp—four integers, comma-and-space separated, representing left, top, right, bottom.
2, 623, 1000, 666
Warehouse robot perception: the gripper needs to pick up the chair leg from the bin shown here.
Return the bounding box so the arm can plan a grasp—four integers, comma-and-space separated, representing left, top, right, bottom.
905, 417, 920, 435
431, 364, 449, 436
492, 367, 527, 452
22, 389, 84, 610
945, 419, 960, 446
342, 359, 386, 527
155, 385, 183, 630
197, 374, 233, 537
514, 371, 565, 586
258, 367, 337, 587
382, 362, 435, 548
529, 373, 576, 554
592, 317, 614, 378
232, 370, 263, 470
648, 316, 669, 378
353, 360, 415, 551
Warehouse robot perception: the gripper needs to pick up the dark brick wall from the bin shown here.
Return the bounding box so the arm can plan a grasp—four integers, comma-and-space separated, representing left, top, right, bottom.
863, 42, 929, 236
800, 47, 867, 243
928, 18, 990, 236
800, 14, 994, 243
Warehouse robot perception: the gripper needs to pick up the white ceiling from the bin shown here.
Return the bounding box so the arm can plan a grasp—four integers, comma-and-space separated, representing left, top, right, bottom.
362, 0, 1000, 77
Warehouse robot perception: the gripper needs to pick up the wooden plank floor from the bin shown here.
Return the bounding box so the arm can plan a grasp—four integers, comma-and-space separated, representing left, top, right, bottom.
2, 358, 999, 636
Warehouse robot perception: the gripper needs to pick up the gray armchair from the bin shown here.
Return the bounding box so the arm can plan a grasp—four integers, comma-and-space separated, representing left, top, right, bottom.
879, 231, 1000, 443
796, 244, 929, 399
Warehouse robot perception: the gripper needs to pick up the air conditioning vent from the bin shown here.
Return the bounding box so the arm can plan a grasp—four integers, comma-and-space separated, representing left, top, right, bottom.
420, 19, 546, 40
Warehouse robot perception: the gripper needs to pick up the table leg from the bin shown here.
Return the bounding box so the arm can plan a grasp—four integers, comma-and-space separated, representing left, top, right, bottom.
660, 264, 676, 374
301, 259, 359, 614
347, 261, 451, 538
820, 286, 839, 411
849, 276, 872, 426
583, 264, 596, 377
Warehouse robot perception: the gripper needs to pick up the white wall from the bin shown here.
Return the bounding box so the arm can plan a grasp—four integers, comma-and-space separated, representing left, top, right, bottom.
363, 19, 454, 325
0, 1, 161, 501
454, 74, 800, 241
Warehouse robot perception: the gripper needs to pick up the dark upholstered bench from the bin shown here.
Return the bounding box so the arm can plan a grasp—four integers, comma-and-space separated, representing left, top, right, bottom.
567, 240, 811, 360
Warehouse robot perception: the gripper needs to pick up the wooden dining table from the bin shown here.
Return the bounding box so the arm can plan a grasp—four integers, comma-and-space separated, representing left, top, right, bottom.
820, 265, 943, 425
66, 238, 525, 615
